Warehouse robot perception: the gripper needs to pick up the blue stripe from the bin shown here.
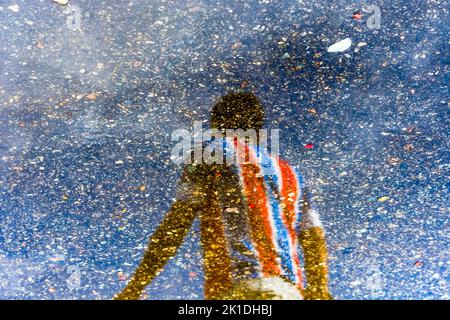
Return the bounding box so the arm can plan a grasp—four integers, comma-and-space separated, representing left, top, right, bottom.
294, 168, 305, 234
224, 140, 302, 283
259, 147, 296, 282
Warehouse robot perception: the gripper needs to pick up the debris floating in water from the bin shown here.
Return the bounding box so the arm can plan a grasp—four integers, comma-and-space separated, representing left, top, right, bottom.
405, 126, 416, 134
36, 41, 45, 49
307, 108, 317, 115
48, 256, 65, 262
377, 196, 390, 202
387, 157, 401, 166
403, 144, 414, 152
52, 0, 69, 5
327, 38, 352, 53
117, 272, 127, 281
352, 11, 362, 21
86, 93, 98, 101
7, 5, 20, 12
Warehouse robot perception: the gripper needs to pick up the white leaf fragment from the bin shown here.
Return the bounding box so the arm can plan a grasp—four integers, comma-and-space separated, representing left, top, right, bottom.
327, 38, 352, 53
53, 0, 69, 5
8, 4, 20, 12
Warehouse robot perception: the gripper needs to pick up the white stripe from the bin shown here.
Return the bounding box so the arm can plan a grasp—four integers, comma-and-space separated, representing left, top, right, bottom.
289, 165, 304, 286
274, 157, 303, 285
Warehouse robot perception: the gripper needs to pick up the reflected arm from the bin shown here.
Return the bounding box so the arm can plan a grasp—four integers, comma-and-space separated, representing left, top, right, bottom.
114, 200, 198, 300
298, 188, 332, 300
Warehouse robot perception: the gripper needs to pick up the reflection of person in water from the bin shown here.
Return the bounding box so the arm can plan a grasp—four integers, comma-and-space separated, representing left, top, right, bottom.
115, 92, 332, 300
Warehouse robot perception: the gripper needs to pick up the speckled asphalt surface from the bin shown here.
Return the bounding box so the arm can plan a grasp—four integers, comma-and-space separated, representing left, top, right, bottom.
0, 0, 448, 299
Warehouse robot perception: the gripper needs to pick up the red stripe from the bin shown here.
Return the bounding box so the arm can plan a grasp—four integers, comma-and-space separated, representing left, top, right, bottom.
277, 159, 304, 289
235, 140, 281, 276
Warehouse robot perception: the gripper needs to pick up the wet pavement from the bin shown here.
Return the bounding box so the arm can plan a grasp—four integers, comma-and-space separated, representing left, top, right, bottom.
0, 0, 448, 299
